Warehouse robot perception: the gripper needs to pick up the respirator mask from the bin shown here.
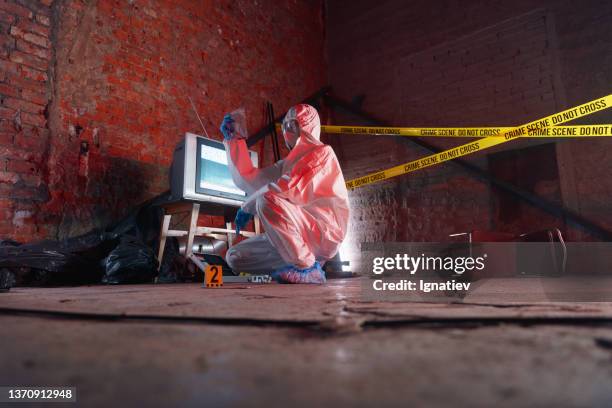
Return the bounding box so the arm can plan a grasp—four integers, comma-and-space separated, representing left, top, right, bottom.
281, 107, 300, 150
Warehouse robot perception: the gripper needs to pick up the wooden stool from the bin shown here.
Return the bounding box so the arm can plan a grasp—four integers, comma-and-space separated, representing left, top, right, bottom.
157, 200, 260, 270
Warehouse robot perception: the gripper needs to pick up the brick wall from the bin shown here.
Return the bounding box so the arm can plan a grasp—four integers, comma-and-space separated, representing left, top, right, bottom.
0, 0, 326, 241
0, 0, 51, 242
326, 0, 612, 263
393, 9, 564, 237
552, 0, 612, 240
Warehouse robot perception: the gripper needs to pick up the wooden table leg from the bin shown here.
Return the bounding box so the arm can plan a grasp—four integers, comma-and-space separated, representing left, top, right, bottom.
226, 221, 233, 248
186, 203, 200, 257
254, 216, 261, 234
157, 214, 172, 271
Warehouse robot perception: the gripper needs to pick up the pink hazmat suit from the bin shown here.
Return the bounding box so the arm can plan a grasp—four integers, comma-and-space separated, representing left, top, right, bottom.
224, 104, 349, 274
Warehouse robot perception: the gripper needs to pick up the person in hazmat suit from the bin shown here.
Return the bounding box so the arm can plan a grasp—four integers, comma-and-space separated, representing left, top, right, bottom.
220, 104, 349, 284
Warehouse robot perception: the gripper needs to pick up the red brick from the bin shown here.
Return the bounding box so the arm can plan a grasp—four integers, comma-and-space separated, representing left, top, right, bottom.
5, 71, 46, 92
9, 50, 48, 71
0, 222, 16, 235
0, 0, 33, 19
35, 13, 49, 26
19, 64, 48, 82
0, 106, 15, 119
0, 9, 15, 24
0, 119, 10, 131
0, 143, 39, 161
15, 19, 50, 37
19, 110, 45, 127
0, 32, 16, 53
6, 158, 37, 174
0, 171, 19, 184
0, 58, 19, 76
15, 126, 48, 149
0, 131, 13, 144
17, 172, 42, 187
10, 25, 49, 49
0, 198, 13, 208
0, 82, 20, 98
15, 39, 50, 60
20, 88, 47, 105
2, 96, 44, 114
12, 228, 42, 243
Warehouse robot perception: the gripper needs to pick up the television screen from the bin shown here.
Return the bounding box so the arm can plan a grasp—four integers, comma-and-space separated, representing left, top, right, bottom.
194, 137, 252, 201
197, 140, 245, 196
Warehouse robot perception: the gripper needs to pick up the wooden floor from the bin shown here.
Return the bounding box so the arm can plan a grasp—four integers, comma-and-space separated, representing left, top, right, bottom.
1, 278, 612, 406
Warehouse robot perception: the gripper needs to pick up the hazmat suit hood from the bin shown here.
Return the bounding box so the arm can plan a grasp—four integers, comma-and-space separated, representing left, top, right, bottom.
281, 104, 321, 149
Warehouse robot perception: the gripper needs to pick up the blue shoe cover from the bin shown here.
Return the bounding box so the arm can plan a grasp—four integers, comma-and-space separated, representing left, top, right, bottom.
271, 262, 326, 284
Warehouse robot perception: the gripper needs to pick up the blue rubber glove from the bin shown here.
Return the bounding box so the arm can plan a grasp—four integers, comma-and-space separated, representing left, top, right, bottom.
234, 208, 253, 234
219, 114, 235, 140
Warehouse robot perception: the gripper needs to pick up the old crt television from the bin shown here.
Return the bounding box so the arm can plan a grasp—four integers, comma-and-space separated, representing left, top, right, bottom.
170, 133, 258, 207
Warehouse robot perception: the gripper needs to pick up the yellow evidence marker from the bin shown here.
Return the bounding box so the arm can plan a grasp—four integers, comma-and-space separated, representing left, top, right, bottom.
205, 265, 223, 288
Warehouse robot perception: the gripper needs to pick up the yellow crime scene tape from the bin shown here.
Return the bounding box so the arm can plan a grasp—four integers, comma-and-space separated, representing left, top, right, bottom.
275, 124, 612, 137
320, 124, 612, 138
344, 94, 612, 189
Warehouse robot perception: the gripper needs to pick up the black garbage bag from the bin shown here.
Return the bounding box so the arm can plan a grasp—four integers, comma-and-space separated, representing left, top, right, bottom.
105, 191, 189, 284
0, 268, 15, 291
156, 236, 201, 283
0, 240, 18, 290
157, 236, 180, 283
0, 191, 181, 287
0, 239, 21, 247
0, 231, 117, 286
106, 192, 170, 248
102, 236, 158, 284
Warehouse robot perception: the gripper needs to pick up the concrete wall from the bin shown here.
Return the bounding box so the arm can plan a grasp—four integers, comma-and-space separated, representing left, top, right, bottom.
0, 0, 326, 241
326, 0, 612, 263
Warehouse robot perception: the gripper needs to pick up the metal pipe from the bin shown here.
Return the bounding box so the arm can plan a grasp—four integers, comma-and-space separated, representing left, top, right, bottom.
246, 87, 331, 147
269, 102, 281, 161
